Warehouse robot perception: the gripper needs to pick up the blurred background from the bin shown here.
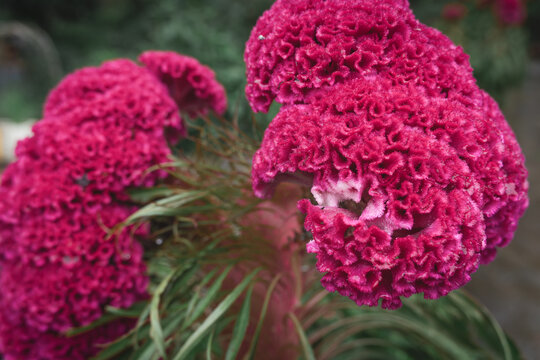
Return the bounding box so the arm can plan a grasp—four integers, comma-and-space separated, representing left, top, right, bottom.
0, 0, 538, 358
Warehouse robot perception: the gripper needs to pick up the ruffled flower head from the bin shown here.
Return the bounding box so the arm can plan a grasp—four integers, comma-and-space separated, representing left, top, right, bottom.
494, 0, 526, 25
0, 50, 226, 359
442, 3, 468, 21
44, 59, 184, 138
252, 75, 528, 309
0, 204, 148, 359
244, 0, 477, 112
139, 50, 227, 118
0, 313, 135, 360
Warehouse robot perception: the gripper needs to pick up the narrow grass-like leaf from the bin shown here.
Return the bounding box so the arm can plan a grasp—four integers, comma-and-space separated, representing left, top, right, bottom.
146, 261, 197, 358
163, 263, 200, 309
455, 291, 513, 360
128, 187, 178, 203
224, 284, 254, 360
91, 324, 150, 360
172, 268, 261, 360
91, 336, 134, 360
66, 308, 128, 337
105, 302, 147, 318
150, 272, 174, 359
244, 273, 282, 359
177, 268, 218, 319
184, 265, 234, 329
132, 307, 187, 360
289, 312, 316, 360
125, 191, 209, 223
206, 329, 215, 360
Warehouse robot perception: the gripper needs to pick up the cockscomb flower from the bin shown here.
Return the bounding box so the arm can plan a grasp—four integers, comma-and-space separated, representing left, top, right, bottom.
44, 58, 185, 138
252, 77, 527, 309
0, 311, 135, 360
0, 116, 170, 263
494, 0, 526, 25
477, 92, 528, 263
139, 50, 227, 118
0, 51, 224, 358
0, 204, 148, 359
0, 234, 146, 334
244, 0, 477, 112
17, 116, 174, 199
442, 3, 468, 21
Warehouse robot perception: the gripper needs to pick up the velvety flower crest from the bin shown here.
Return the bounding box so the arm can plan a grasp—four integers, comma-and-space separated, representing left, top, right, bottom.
139, 50, 227, 118
0, 50, 226, 359
244, 0, 477, 112
252, 77, 528, 308
44, 58, 184, 137
0, 312, 135, 360
494, 0, 526, 25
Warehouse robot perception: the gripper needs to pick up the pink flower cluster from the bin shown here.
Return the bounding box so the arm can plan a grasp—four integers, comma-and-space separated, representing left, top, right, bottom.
139, 51, 227, 119
248, 0, 528, 309
0, 52, 226, 359
442, 3, 468, 21
244, 0, 477, 113
494, 0, 526, 25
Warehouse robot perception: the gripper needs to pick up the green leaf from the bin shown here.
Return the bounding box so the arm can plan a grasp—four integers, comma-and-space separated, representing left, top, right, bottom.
206, 329, 216, 360
244, 273, 282, 359
224, 284, 254, 360
172, 268, 261, 360
163, 263, 201, 309
128, 187, 178, 203
124, 191, 210, 223
91, 324, 150, 360
131, 308, 187, 360
289, 312, 316, 360
150, 271, 174, 359
91, 336, 134, 360
65, 311, 120, 337
148, 261, 198, 359
105, 302, 148, 318
183, 265, 233, 329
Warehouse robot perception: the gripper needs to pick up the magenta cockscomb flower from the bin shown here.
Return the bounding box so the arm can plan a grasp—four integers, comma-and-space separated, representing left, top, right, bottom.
442, 3, 468, 21
139, 51, 227, 118
44, 59, 185, 138
0, 117, 170, 263
0, 203, 148, 359
477, 92, 528, 263
494, 0, 526, 25
251, 77, 527, 309
0, 50, 225, 358
0, 311, 135, 360
0, 230, 146, 334
18, 116, 173, 198
244, 0, 477, 112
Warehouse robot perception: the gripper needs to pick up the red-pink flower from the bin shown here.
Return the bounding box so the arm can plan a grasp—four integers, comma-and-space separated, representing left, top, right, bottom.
0, 51, 225, 358
44, 59, 185, 139
139, 50, 227, 118
19, 117, 172, 198
442, 3, 468, 21
252, 77, 527, 309
0, 237, 146, 333
0, 311, 135, 360
494, 0, 526, 25
244, 0, 476, 112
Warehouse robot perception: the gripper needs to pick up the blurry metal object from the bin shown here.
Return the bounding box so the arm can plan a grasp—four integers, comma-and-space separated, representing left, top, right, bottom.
0, 118, 33, 164
0, 21, 62, 89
